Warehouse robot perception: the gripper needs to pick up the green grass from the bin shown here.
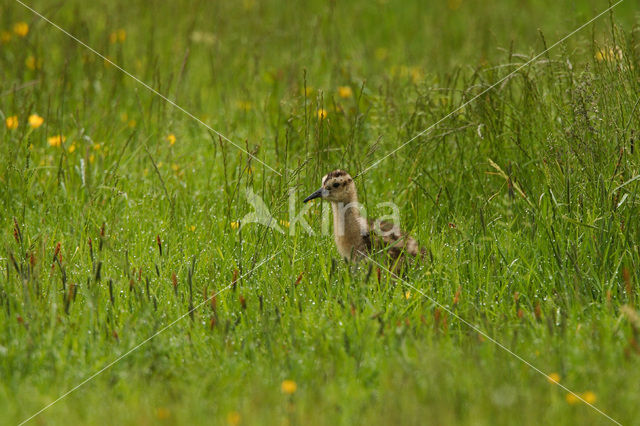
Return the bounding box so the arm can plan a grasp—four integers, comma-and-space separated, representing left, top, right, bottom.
2, 0, 640, 424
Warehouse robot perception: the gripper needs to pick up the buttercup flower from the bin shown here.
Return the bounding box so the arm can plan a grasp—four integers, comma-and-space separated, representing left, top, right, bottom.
13, 22, 29, 37
338, 86, 353, 98
47, 135, 66, 147
109, 29, 126, 44
547, 373, 560, 384
0, 31, 12, 43
317, 109, 328, 120
28, 114, 44, 128
6, 116, 18, 130
582, 391, 597, 404
166, 133, 176, 146
226, 411, 241, 426
281, 380, 297, 394
155, 407, 170, 420
565, 393, 579, 405
25, 56, 38, 70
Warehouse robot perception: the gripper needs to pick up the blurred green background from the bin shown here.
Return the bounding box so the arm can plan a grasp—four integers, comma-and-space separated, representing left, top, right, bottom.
1, 0, 640, 425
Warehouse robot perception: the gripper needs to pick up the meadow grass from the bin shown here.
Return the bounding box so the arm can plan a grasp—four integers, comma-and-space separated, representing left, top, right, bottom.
1, 0, 640, 424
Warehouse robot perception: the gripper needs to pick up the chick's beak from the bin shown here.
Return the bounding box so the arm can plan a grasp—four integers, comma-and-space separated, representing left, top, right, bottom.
303, 188, 324, 203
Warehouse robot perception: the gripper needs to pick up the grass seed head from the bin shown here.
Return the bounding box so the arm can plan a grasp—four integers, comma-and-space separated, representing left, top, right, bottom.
157, 235, 163, 256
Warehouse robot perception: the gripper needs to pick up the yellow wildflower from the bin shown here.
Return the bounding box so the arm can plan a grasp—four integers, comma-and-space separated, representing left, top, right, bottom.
279, 220, 290, 228
47, 135, 66, 147
117, 29, 126, 42
405, 291, 411, 299
171, 163, 179, 172
128, 119, 136, 128
281, 380, 297, 394
25, 55, 38, 70
5, 115, 19, 130
338, 86, 353, 99
68, 143, 76, 153
595, 47, 622, 62
166, 133, 176, 146
13, 22, 29, 37
301, 86, 313, 96
582, 391, 597, 404
565, 393, 579, 405
547, 373, 560, 384
28, 114, 44, 128
230, 221, 240, 230
226, 411, 241, 426
93, 143, 101, 150
594, 51, 604, 61
155, 407, 170, 420
189, 225, 196, 232
317, 109, 328, 120
89, 154, 95, 164
109, 32, 117, 44
0, 31, 12, 43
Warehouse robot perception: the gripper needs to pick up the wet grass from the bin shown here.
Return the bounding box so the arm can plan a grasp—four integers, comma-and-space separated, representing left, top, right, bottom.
1, 0, 640, 424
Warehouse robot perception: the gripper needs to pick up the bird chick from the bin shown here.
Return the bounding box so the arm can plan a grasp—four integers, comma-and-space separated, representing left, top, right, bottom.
304, 169, 425, 266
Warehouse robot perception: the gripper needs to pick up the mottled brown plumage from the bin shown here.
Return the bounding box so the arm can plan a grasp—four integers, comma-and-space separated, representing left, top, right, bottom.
303, 170, 426, 267
365, 218, 425, 266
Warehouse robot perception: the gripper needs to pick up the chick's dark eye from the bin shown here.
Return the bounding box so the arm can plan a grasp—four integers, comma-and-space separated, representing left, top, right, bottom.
333, 182, 340, 188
